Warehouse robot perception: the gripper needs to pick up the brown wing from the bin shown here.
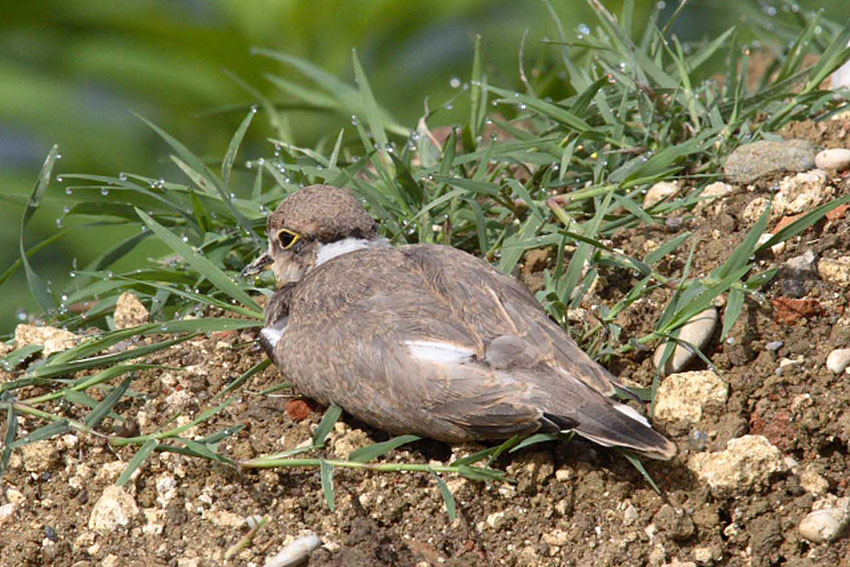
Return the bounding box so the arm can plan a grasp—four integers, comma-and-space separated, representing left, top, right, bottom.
401, 245, 627, 397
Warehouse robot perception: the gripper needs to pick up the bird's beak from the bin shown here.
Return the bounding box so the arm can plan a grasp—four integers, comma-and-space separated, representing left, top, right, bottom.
241, 252, 272, 277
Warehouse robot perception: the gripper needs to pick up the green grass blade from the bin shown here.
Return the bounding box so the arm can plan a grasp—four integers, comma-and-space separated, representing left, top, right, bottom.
85, 374, 134, 428
312, 404, 342, 447
348, 434, 422, 464
222, 108, 256, 189
431, 471, 457, 521
116, 439, 158, 487
352, 49, 388, 152
320, 459, 336, 511
135, 208, 261, 312
19, 146, 59, 313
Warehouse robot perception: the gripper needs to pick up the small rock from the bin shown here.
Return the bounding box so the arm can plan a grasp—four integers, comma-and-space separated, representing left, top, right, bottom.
14, 324, 80, 357
772, 297, 822, 325
263, 533, 322, 567
765, 341, 784, 352
799, 508, 849, 543
724, 139, 816, 184
653, 308, 718, 375
774, 170, 833, 216
817, 256, 850, 286
697, 182, 735, 212
113, 292, 149, 329
541, 529, 569, 547
778, 249, 818, 298
742, 197, 770, 225
688, 435, 787, 494
827, 203, 850, 222
654, 371, 728, 429
644, 181, 680, 209
799, 466, 830, 496
21, 440, 61, 473
826, 348, 850, 374
88, 486, 139, 533
486, 511, 506, 530
815, 148, 850, 172
0, 502, 15, 525
623, 504, 639, 525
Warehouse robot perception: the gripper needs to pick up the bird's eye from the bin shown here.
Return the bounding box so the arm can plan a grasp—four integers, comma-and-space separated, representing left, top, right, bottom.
277, 229, 300, 250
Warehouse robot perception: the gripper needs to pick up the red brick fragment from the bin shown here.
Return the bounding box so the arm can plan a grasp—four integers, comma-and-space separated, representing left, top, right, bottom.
284, 398, 317, 421
826, 204, 850, 222
771, 297, 822, 325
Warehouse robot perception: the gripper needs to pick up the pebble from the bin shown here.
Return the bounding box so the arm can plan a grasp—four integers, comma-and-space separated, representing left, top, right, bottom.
815, 148, 850, 172
0, 502, 15, 525
88, 485, 139, 533
263, 533, 322, 567
113, 291, 150, 329
799, 508, 849, 544
653, 307, 718, 375
778, 249, 818, 298
774, 170, 833, 216
765, 341, 784, 352
653, 370, 728, 429
723, 139, 816, 184
644, 181, 680, 209
826, 348, 850, 375
799, 467, 830, 496
688, 435, 787, 494
14, 324, 80, 357
817, 256, 850, 286
486, 511, 506, 530
623, 504, 639, 525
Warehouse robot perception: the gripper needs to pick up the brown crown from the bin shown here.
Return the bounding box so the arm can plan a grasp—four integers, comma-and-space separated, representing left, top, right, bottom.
268, 185, 377, 243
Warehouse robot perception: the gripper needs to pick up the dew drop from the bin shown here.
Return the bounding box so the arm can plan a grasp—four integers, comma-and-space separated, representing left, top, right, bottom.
56, 176, 63, 182
449, 77, 461, 88
250, 104, 259, 114
119, 172, 128, 181
65, 188, 73, 195
101, 188, 109, 196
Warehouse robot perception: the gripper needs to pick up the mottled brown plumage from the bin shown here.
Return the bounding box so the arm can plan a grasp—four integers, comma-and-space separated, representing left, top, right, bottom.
255, 185, 676, 460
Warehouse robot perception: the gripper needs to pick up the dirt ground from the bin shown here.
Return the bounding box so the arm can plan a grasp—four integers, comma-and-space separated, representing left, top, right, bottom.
2, 116, 850, 567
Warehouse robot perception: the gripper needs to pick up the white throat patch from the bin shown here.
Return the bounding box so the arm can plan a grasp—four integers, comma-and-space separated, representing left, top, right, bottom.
315, 237, 387, 266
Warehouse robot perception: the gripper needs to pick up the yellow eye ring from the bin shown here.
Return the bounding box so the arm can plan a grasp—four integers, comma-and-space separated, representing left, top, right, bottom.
277, 229, 301, 250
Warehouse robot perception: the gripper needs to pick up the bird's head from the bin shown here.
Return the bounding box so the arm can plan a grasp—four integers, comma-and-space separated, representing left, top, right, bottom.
242, 185, 379, 287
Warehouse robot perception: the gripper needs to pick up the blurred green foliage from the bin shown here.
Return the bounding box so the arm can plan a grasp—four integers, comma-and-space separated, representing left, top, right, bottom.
0, 0, 845, 332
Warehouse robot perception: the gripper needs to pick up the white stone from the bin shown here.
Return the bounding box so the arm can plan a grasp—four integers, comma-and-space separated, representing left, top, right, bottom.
644, 181, 680, 209
486, 510, 506, 530
826, 348, 850, 374
815, 149, 850, 172
701, 182, 735, 201
775, 170, 833, 216
654, 370, 728, 427
688, 435, 787, 493
624, 504, 639, 525
14, 324, 80, 356
0, 502, 15, 525
799, 508, 849, 543
818, 256, 850, 286
155, 474, 178, 506
653, 308, 718, 375
6, 488, 25, 504
88, 485, 139, 533
264, 533, 322, 567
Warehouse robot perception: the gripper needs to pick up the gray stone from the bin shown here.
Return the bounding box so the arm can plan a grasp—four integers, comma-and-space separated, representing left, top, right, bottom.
778, 249, 818, 298
653, 308, 718, 375
724, 139, 816, 184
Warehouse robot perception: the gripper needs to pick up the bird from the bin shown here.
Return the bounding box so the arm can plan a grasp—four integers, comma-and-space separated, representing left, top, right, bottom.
243, 185, 676, 460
